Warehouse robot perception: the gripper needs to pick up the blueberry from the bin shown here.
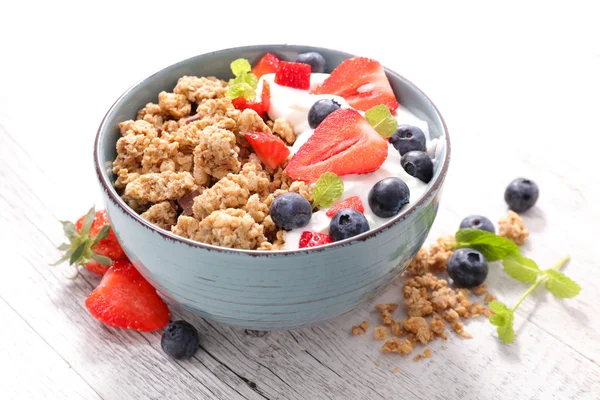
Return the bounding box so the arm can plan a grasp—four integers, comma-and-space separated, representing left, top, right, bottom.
401, 151, 434, 183
447, 248, 489, 288
308, 99, 341, 129
459, 215, 495, 233
389, 125, 427, 155
368, 177, 410, 218
296, 52, 327, 73
161, 320, 199, 360
269, 192, 312, 230
329, 209, 370, 241
504, 178, 539, 212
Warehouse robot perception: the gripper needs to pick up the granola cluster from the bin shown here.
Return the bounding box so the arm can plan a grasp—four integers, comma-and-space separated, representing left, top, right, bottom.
112, 75, 306, 250
498, 210, 529, 245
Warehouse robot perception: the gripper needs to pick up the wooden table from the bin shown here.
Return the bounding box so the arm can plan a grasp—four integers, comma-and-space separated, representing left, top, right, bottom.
2, 1, 599, 399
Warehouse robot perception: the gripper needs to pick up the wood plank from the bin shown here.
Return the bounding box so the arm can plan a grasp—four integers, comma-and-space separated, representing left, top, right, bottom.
0, 297, 101, 400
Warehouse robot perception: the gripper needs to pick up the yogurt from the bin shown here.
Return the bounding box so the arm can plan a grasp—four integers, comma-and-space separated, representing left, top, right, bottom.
256, 74, 442, 250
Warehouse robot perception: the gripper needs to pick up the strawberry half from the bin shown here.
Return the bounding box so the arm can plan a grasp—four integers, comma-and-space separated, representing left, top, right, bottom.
299, 231, 332, 248
252, 53, 280, 78
285, 108, 388, 183
325, 196, 365, 218
312, 57, 398, 113
85, 261, 170, 332
54, 207, 127, 276
232, 81, 271, 118
245, 131, 290, 169
275, 61, 311, 90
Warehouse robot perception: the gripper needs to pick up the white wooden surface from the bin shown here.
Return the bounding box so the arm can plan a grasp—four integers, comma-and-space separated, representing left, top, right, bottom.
1, 1, 600, 399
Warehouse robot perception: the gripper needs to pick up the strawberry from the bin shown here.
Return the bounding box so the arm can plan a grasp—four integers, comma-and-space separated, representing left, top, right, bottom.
299, 231, 332, 248
285, 108, 388, 183
232, 81, 271, 118
252, 53, 280, 78
325, 196, 365, 218
85, 260, 170, 332
312, 57, 398, 113
54, 207, 127, 276
275, 61, 311, 90
244, 131, 290, 169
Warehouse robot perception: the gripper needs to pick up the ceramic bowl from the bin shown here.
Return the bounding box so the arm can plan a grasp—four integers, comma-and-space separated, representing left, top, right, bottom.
94, 45, 450, 330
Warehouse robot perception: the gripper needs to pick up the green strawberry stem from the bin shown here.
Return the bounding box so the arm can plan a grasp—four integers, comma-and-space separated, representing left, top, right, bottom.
510, 255, 571, 312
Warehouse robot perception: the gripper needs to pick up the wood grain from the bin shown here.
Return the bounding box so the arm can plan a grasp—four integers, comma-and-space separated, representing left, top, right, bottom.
2, 1, 600, 399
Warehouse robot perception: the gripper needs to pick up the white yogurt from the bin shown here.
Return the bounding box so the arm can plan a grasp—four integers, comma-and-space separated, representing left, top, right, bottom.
256, 74, 442, 250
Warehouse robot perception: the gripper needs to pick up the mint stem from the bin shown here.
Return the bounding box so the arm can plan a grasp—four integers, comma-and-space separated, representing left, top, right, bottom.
510, 255, 571, 312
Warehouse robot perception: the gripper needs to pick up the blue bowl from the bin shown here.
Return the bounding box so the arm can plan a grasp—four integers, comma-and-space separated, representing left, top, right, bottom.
94, 45, 450, 330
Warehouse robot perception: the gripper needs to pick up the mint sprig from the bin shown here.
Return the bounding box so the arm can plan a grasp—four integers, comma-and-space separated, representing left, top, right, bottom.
365, 104, 398, 138
226, 58, 258, 100
454, 228, 520, 261
489, 255, 578, 343
312, 172, 344, 209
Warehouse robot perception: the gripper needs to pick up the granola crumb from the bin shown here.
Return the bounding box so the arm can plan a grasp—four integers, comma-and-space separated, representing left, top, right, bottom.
405, 236, 454, 275
498, 210, 529, 245
137, 102, 163, 129
140, 201, 177, 230
472, 284, 488, 296
158, 91, 191, 119
392, 367, 400, 373
391, 320, 405, 337
124, 171, 196, 203
272, 118, 296, 144
381, 337, 413, 355
194, 126, 241, 179
484, 292, 496, 304
374, 326, 390, 341
173, 76, 227, 103
413, 348, 433, 362
192, 175, 250, 220
452, 321, 473, 339
429, 313, 446, 337
403, 317, 432, 345
375, 303, 398, 325
351, 321, 370, 336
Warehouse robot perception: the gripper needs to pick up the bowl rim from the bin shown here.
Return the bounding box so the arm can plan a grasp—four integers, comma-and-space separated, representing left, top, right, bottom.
94, 44, 451, 256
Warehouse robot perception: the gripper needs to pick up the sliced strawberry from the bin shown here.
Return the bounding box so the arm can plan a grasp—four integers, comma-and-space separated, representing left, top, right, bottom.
252, 53, 280, 78
285, 108, 388, 183
245, 131, 290, 169
299, 231, 332, 248
85, 261, 170, 332
325, 196, 365, 218
275, 61, 311, 89
312, 57, 398, 113
232, 81, 271, 118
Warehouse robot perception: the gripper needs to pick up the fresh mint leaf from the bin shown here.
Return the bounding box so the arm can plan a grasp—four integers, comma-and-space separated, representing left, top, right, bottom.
365, 105, 398, 138
227, 80, 256, 100
231, 58, 252, 77
243, 72, 258, 90
455, 228, 521, 261
502, 254, 541, 284
312, 172, 344, 209
488, 300, 515, 344
543, 269, 581, 298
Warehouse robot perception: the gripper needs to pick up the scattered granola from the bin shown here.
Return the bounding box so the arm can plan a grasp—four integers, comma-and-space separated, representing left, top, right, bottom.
375, 303, 398, 325
381, 337, 413, 355
351, 321, 370, 336
498, 210, 529, 245
374, 326, 390, 341
413, 348, 432, 362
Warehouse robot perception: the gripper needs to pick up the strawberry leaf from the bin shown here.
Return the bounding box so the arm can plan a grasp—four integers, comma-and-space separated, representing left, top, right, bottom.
79, 207, 96, 237
93, 225, 111, 244
61, 220, 78, 240
69, 242, 87, 265
90, 253, 113, 266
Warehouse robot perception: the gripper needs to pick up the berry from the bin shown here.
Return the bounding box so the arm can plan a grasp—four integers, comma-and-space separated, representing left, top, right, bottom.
368, 177, 410, 218
296, 52, 327, 73
326, 196, 364, 218
504, 178, 539, 212
389, 125, 426, 155
161, 320, 200, 360
329, 209, 370, 242
275, 61, 311, 89
285, 109, 388, 183
299, 231, 332, 248
459, 215, 495, 233
312, 57, 398, 113
232, 80, 271, 118
85, 261, 170, 332
308, 99, 341, 129
447, 248, 489, 288
269, 193, 312, 230
401, 151, 434, 183
55, 207, 127, 275
252, 53, 280, 78
244, 130, 289, 169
